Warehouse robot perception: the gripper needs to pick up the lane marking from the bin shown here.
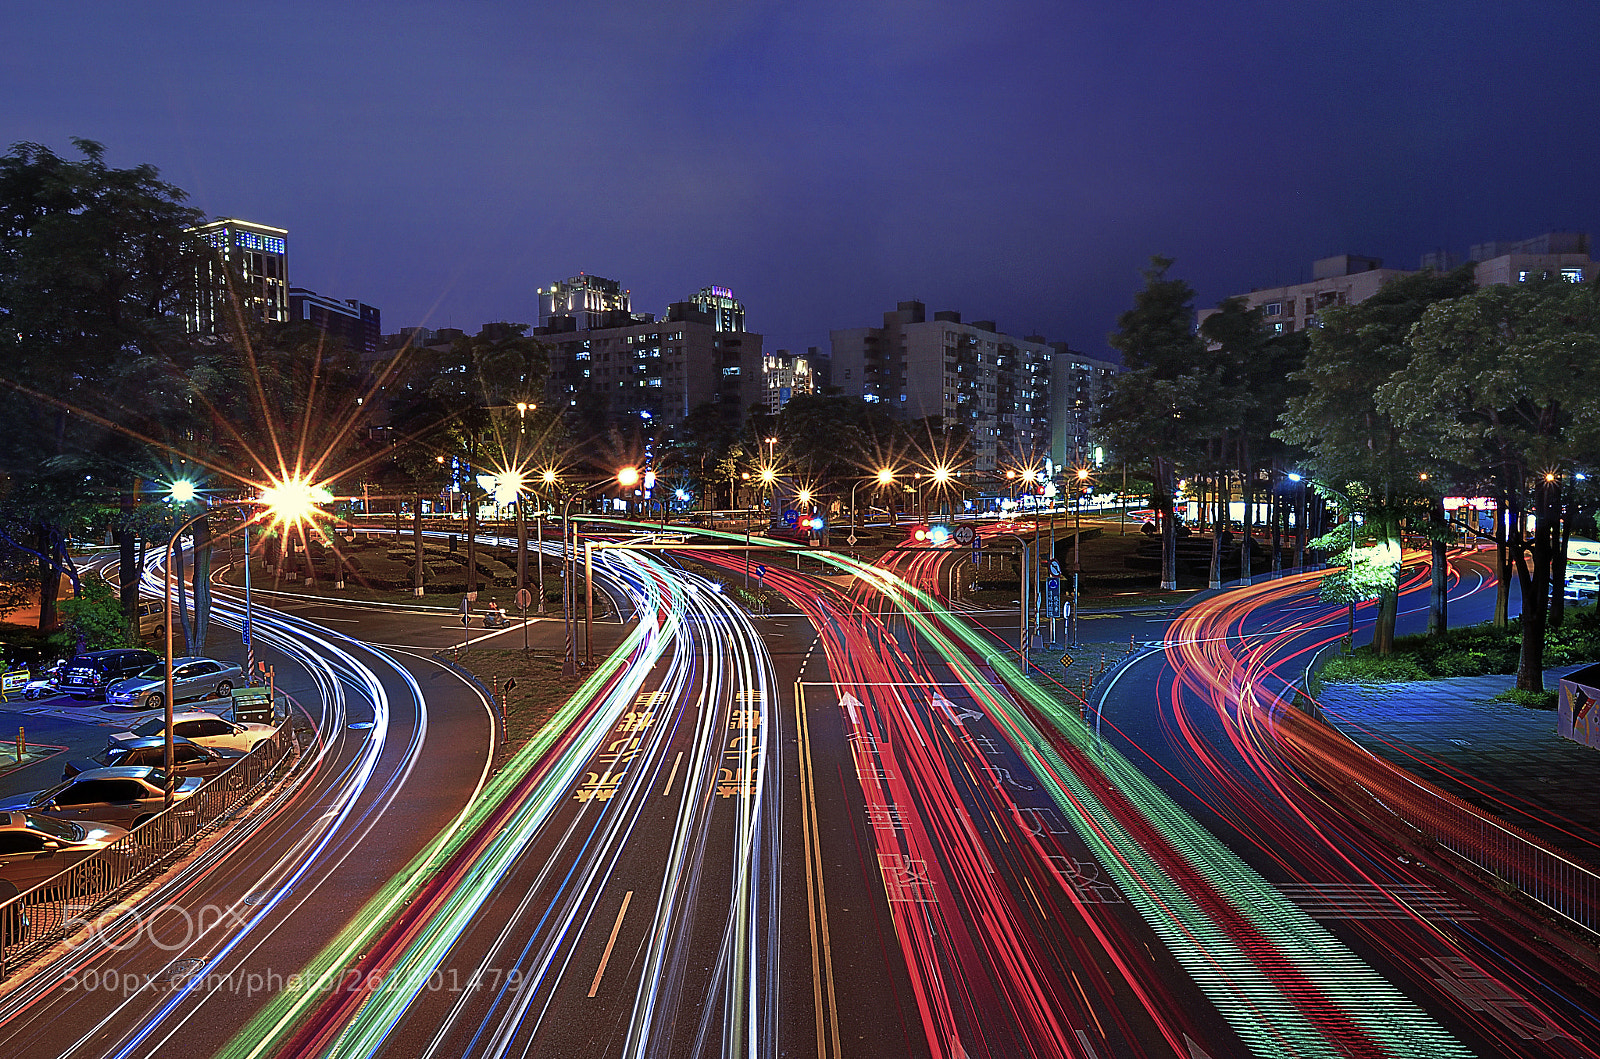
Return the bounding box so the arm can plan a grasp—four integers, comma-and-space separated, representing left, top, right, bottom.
587, 890, 634, 997
796, 686, 843, 1059
661, 751, 684, 797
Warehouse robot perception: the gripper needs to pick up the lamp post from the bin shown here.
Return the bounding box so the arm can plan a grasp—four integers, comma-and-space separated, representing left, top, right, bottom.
562, 467, 638, 673
536, 469, 557, 615
1070, 466, 1090, 647
161, 479, 324, 806
851, 468, 894, 539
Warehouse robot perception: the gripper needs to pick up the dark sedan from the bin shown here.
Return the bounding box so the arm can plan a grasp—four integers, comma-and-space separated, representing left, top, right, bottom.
65, 736, 245, 781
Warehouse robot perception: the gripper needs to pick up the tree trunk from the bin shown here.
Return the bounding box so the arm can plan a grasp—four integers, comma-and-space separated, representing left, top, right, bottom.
1495, 496, 1512, 628
467, 493, 479, 596
1157, 458, 1176, 590
1550, 497, 1570, 629
176, 533, 193, 655
36, 524, 60, 631
191, 515, 212, 650
1428, 495, 1449, 636
1515, 480, 1556, 693
1375, 587, 1398, 655
413, 489, 426, 595
1210, 469, 1224, 591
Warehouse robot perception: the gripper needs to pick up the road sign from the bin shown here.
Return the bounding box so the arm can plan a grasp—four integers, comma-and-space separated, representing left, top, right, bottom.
1050, 559, 1062, 577
755, 563, 767, 578
459, 596, 472, 613
953, 524, 976, 545
461, 614, 471, 627
971, 536, 982, 564
1046, 577, 1061, 616
515, 588, 533, 610
847, 534, 858, 546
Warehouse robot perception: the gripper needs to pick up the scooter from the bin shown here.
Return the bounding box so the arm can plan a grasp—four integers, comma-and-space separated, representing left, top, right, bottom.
481, 610, 509, 629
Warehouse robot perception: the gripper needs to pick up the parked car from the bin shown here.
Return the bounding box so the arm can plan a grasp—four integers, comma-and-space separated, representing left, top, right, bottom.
0, 811, 126, 895
0, 767, 203, 831
65, 736, 245, 781
108, 711, 276, 755
135, 599, 166, 637
23, 658, 70, 700
58, 649, 160, 700
104, 656, 244, 711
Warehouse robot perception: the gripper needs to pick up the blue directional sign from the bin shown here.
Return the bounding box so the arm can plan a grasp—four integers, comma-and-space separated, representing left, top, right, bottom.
755, 563, 767, 578
1046, 577, 1061, 617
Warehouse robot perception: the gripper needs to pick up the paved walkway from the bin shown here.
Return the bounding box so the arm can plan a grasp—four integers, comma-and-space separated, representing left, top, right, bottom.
1315, 667, 1600, 869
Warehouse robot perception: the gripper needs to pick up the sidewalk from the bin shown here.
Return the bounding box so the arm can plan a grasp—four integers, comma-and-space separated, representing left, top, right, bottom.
1315, 667, 1600, 870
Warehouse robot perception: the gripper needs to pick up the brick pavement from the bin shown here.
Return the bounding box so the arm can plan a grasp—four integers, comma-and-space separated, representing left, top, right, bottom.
1315, 666, 1600, 869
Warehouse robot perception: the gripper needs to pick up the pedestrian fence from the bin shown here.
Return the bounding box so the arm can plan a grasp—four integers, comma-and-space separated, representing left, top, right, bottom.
1281, 667, 1600, 940
0, 719, 298, 978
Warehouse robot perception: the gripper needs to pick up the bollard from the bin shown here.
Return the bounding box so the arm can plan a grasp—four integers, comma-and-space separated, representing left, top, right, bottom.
15, 726, 23, 762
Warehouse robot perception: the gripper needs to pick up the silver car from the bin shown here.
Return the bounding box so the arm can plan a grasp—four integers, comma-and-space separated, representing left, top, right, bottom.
0, 767, 203, 831
0, 812, 126, 896
105, 656, 244, 711
108, 711, 277, 755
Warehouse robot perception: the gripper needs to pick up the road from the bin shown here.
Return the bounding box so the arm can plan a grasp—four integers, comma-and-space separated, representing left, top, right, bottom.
7, 525, 1599, 1057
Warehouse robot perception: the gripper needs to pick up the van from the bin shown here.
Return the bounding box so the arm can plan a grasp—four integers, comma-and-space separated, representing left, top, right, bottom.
136, 599, 165, 636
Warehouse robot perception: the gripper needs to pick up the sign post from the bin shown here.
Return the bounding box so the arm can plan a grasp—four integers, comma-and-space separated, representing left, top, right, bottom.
516, 587, 533, 653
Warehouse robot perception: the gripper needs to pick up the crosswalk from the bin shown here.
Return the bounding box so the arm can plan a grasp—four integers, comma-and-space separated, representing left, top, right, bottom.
1277, 881, 1479, 921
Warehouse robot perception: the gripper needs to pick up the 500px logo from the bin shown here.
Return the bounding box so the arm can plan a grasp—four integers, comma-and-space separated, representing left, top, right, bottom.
63, 901, 255, 953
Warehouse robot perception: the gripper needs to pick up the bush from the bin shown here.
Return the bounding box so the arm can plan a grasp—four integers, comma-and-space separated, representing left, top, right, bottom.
1319, 653, 1431, 683
1494, 688, 1558, 710
1321, 609, 1600, 684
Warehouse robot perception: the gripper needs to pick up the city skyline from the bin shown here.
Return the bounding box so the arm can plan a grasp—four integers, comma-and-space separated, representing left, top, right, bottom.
5, 1, 1596, 360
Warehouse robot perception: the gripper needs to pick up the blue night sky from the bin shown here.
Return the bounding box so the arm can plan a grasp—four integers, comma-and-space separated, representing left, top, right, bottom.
4, 1, 1596, 361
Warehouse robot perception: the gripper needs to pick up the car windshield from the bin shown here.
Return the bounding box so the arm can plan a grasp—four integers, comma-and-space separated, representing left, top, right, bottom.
133, 665, 164, 679
23, 814, 83, 841
130, 718, 166, 738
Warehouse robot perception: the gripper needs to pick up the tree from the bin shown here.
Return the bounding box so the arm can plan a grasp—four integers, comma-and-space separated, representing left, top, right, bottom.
1276, 266, 1477, 653
1379, 277, 1600, 691
0, 139, 215, 630
1101, 257, 1216, 589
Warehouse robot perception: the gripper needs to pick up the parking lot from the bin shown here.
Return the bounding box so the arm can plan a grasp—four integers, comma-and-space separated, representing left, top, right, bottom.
0, 690, 239, 803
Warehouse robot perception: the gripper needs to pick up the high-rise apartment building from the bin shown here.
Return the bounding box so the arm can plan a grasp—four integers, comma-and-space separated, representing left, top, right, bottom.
537, 274, 633, 330
762, 348, 821, 413
1203, 233, 1597, 334
188, 218, 289, 331
830, 301, 1052, 475
538, 290, 763, 434
1051, 344, 1119, 468
289, 288, 380, 357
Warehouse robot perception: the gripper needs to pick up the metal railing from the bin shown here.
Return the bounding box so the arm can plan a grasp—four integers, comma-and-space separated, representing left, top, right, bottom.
0, 722, 297, 977
1274, 682, 1600, 939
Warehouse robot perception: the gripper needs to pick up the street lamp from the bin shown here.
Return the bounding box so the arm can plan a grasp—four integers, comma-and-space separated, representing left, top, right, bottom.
852, 468, 894, 539
563, 467, 638, 673
160, 478, 327, 806
1070, 466, 1091, 647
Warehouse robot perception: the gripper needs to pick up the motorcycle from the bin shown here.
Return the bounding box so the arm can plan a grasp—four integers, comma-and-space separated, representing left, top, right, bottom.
481, 610, 510, 629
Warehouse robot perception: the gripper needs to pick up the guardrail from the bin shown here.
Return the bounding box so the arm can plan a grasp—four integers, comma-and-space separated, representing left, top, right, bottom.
0, 722, 297, 978
1275, 675, 1600, 940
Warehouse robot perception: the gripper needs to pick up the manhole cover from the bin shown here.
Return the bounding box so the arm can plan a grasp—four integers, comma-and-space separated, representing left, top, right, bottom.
163, 957, 205, 983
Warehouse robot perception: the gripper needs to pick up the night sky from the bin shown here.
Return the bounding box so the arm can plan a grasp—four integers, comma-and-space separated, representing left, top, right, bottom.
5, 1, 1597, 362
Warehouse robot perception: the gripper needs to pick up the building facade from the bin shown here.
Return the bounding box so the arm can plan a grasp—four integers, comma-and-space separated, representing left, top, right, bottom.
762, 348, 822, 413
188, 218, 290, 332
830, 301, 1052, 475
288, 288, 381, 356
537, 274, 633, 330
538, 296, 764, 434
1204, 233, 1597, 334
1051, 344, 1119, 469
